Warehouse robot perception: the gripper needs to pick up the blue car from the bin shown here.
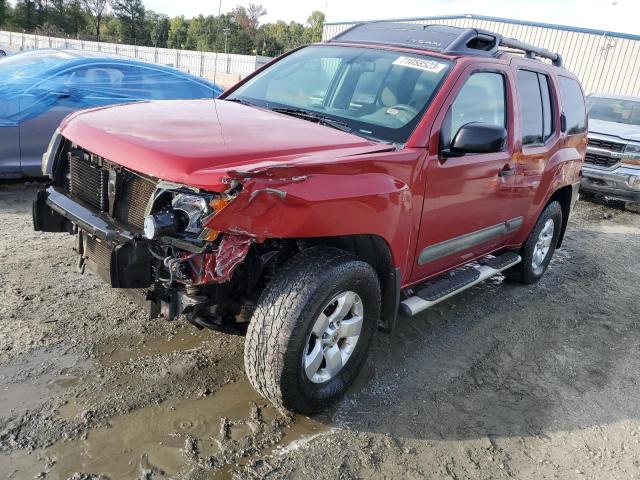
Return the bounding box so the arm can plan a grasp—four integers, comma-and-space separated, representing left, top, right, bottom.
0, 49, 223, 178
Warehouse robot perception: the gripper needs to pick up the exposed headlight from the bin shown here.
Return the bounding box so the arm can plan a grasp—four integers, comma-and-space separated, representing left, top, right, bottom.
622, 142, 640, 166
171, 193, 210, 234
143, 211, 178, 240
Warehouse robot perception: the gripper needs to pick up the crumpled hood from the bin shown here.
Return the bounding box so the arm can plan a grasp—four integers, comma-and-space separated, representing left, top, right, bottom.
60, 99, 388, 190
589, 118, 640, 143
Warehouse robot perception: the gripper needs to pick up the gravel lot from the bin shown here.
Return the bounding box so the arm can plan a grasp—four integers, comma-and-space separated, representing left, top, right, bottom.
1, 181, 639, 479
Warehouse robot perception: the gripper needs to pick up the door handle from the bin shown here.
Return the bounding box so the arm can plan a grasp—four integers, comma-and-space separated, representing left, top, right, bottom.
498, 165, 516, 177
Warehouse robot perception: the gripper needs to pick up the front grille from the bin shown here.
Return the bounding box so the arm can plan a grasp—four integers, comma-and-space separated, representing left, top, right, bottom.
588, 138, 626, 152
84, 234, 112, 268
69, 154, 108, 211
114, 174, 156, 231
585, 152, 619, 168
56, 145, 157, 232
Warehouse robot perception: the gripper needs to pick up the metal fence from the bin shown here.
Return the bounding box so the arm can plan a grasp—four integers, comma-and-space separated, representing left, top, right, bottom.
323, 15, 640, 97
0, 30, 271, 80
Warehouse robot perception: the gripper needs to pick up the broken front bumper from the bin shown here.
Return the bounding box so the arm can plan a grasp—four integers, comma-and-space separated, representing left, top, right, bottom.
32, 186, 177, 318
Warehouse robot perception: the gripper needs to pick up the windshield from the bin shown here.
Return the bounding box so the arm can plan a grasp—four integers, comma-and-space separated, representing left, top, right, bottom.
587, 96, 640, 126
226, 45, 452, 143
0, 50, 74, 81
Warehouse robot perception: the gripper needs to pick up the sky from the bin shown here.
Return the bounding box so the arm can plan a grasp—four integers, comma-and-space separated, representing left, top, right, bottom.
144, 0, 639, 36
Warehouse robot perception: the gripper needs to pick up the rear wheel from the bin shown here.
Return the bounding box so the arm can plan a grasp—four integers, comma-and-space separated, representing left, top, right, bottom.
504, 201, 563, 285
244, 246, 381, 414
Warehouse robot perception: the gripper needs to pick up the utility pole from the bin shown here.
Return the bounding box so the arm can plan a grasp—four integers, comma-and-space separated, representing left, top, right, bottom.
223, 27, 230, 54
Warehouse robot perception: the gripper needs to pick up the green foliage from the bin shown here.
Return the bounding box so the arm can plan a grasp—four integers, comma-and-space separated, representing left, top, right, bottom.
0, 0, 11, 28
0, 1, 326, 56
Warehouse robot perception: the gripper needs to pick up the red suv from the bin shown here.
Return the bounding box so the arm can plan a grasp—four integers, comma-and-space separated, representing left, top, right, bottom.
33, 23, 587, 413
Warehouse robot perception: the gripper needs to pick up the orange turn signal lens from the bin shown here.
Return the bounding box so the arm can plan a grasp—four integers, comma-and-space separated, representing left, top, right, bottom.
211, 197, 231, 212
199, 228, 220, 241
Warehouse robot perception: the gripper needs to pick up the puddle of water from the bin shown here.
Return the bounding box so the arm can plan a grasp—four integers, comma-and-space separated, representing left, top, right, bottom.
0, 349, 90, 418
96, 328, 209, 367
1, 449, 49, 479
43, 380, 329, 479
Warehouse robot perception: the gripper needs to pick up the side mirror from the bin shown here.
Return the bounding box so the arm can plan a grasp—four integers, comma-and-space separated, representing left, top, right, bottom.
442, 122, 507, 158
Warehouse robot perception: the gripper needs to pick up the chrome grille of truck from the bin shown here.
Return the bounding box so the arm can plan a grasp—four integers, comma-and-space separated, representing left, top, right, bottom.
69, 153, 109, 212
587, 138, 626, 152
113, 174, 156, 231
585, 152, 619, 168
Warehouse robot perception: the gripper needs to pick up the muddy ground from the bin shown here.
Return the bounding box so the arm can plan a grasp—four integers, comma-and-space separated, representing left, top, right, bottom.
1, 181, 639, 479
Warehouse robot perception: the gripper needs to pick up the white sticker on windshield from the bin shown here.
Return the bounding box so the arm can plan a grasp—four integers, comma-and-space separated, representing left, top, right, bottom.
392, 56, 447, 73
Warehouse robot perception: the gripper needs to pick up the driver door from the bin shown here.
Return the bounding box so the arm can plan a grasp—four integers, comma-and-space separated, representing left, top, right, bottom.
411, 65, 519, 282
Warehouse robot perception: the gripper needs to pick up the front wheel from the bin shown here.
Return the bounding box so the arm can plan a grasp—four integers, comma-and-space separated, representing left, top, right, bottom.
504, 201, 563, 285
244, 247, 381, 414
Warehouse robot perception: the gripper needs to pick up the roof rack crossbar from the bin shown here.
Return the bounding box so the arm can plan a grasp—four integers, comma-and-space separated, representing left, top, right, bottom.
328, 22, 563, 67
499, 36, 563, 67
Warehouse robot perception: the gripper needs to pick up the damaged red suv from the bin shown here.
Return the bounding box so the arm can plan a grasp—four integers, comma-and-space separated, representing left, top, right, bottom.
34, 23, 586, 413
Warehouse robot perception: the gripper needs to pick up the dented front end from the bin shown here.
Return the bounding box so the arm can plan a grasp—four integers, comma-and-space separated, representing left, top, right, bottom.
33, 139, 263, 332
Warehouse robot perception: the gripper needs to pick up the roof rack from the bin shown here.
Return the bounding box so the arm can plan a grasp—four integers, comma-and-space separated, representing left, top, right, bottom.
328, 22, 563, 67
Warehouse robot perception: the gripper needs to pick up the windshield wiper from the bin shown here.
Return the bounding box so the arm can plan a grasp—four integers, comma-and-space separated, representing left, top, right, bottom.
270, 107, 353, 134
225, 97, 256, 107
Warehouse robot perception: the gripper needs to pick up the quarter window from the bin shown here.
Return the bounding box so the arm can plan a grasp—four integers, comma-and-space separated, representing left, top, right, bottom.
442, 72, 506, 149
559, 76, 587, 135
517, 70, 555, 146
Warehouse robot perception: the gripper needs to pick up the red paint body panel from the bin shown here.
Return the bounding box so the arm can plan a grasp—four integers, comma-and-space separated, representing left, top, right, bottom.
58, 43, 586, 289
60, 100, 380, 191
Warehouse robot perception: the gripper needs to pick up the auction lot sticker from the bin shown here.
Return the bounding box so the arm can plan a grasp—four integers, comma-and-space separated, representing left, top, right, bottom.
393, 56, 448, 73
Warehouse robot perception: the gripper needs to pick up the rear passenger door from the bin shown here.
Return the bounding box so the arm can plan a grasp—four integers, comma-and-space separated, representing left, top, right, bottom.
505, 65, 560, 238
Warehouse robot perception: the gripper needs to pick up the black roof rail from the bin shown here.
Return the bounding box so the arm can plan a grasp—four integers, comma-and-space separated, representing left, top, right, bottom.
328, 22, 563, 67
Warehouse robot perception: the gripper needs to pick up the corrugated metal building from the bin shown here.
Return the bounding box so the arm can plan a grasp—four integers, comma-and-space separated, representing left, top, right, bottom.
323, 14, 640, 96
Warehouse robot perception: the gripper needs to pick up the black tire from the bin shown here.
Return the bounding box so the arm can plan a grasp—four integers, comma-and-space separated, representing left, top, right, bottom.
244, 246, 381, 414
504, 201, 563, 285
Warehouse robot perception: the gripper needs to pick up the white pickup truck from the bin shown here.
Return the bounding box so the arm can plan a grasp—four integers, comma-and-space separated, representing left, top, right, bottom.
582, 94, 640, 212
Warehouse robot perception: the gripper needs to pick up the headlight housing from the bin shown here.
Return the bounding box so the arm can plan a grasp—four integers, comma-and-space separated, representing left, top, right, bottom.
171, 193, 210, 234
622, 142, 640, 166
143, 191, 213, 240
41, 129, 62, 177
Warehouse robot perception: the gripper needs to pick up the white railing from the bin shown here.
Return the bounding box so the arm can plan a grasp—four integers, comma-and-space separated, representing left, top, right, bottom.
0, 30, 271, 80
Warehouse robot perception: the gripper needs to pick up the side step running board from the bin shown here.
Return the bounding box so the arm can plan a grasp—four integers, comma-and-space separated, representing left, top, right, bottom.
400, 252, 521, 316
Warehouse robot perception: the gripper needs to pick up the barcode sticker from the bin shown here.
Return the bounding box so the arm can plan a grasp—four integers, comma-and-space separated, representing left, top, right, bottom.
392, 56, 448, 73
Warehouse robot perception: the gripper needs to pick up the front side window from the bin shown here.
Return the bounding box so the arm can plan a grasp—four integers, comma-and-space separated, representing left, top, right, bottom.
518, 70, 555, 146
226, 45, 452, 143
587, 96, 640, 126
441, 71, 506, 149
559, 76, 587, 135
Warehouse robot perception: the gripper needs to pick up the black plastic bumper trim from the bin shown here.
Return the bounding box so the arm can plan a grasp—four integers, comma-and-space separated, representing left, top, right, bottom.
44, 186, 135, 243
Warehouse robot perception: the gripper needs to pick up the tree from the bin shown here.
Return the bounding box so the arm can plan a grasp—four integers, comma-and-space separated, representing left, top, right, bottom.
111, 0, 145, 45
83, 0, 108, 40
306, 10, 324, 43
167, 15, 188, 49
0, 0, 10, 28
147, 11, 169, 47
65, 0, 87, 38
13, 0, 38, 31
246, 3, 266, 30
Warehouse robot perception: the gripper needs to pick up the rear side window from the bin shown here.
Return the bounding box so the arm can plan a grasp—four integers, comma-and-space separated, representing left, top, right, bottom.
559, 76, 587, 135
517, 70, 554, 146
